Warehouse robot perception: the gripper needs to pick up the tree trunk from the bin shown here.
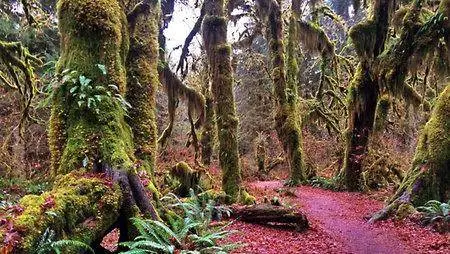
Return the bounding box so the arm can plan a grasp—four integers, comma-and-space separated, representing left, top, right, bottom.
2, 0, 160, 251
200, 85, 215, 166
202, 0, 242, 202
342, 63, 379, 191
340, 0, 393, 191
370, 84, 450, 222
256, 0, 307, 185
125, 0, 160, 175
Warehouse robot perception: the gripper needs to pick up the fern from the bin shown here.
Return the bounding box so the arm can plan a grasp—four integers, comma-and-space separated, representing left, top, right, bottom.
35, 228, 94, 254
119, 191, 238, 254
417, 200, 450, 225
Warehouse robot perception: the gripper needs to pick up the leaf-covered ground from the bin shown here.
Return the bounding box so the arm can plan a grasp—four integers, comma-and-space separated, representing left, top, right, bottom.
227, 181, 450, 254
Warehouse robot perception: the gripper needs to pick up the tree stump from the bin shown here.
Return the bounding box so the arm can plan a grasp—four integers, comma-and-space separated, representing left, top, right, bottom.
232, 204, 309, 232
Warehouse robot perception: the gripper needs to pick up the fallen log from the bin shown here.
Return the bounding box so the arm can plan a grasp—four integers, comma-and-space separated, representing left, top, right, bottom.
232, 204, 309, 231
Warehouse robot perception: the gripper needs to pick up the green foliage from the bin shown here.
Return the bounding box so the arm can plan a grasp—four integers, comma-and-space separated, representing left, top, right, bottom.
416, 200, 450, 225
35, 228, 94, 254
43, 64, 131, 114
120, 191, 238, 254
309, 176, 338, 190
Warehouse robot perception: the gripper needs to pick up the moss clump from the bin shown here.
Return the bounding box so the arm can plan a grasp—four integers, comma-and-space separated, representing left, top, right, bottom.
1, 171, 122, 253
240, 189, 256, 205
395, 203, 416, 220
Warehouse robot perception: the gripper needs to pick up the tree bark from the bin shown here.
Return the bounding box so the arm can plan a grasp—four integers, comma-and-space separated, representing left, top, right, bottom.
126, 0, 160, 175
202, 0, 242, 202
256, 0, 307, 185
200, 78, 215, 166
370, 84, 450, 222
2, 0, 161, 251
233, 204, 309, 231
340, 0, 393, 191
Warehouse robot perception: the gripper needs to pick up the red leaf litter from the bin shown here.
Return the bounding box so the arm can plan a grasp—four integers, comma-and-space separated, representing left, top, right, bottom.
226, 181, 450, 254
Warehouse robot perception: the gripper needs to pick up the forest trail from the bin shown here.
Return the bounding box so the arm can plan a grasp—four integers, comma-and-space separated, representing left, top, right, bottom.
228, 181, 449, 254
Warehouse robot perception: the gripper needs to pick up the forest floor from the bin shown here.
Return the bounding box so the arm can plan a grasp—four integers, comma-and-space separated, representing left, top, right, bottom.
227, 181, 450, 254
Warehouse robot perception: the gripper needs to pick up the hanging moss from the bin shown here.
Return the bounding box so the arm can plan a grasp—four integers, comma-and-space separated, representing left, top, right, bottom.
297, 21, 334, 58
349, 20, 377, 59
0, 171, 122, 253
125, 0, 160, 174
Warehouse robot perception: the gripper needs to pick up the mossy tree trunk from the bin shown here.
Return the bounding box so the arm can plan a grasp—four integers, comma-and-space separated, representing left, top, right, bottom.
202, 0, 242, 202
370, 0, 450, 221
125, 0, 160, 175
1, 0, 160, 251
256, 0, 307, 185
370, 84, 450, 222
200, 64, 215, 165
341, 0, 393, 191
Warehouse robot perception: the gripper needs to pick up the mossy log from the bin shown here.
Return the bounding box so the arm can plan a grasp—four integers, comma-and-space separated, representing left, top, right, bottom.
370, 84, 450, 222
0, 172, 122, 253
232, 204, 309, 231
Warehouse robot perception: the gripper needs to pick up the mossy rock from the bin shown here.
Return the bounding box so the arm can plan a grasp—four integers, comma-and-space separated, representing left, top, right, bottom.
395, 203, 416, 220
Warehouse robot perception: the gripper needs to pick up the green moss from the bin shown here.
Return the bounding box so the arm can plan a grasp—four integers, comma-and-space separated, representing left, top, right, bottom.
202, 0, 242, 203
395, 203, 416, 220
52, 0, 134, 174
390, 85, 450, 206
125, 0, 160, 174
3, 172, 122, 252
374, 93, 390, 131
349, 20, 377, 59
240, 189, 256, 205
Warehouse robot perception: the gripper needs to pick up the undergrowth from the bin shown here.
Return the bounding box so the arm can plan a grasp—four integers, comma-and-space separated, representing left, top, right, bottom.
119, 190, 239, 253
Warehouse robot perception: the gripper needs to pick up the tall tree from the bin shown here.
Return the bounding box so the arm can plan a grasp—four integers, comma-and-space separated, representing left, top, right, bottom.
256, 0, 307, 185
370, 0, 450, 221
1, 0, 160, 251
126, 0, 161, 175
341, 0, 449, 191
340, 0, 394, 191
202, 0, 242, 202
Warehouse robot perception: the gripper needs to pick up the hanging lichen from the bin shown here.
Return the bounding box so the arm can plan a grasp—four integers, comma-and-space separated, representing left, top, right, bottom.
158, 64, 205, 161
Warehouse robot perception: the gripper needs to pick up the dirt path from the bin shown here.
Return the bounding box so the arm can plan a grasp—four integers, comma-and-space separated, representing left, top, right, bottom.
227, 181, 449, 254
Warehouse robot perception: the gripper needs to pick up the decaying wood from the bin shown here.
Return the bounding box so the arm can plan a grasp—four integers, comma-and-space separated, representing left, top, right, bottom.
232, 204, 309, 231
